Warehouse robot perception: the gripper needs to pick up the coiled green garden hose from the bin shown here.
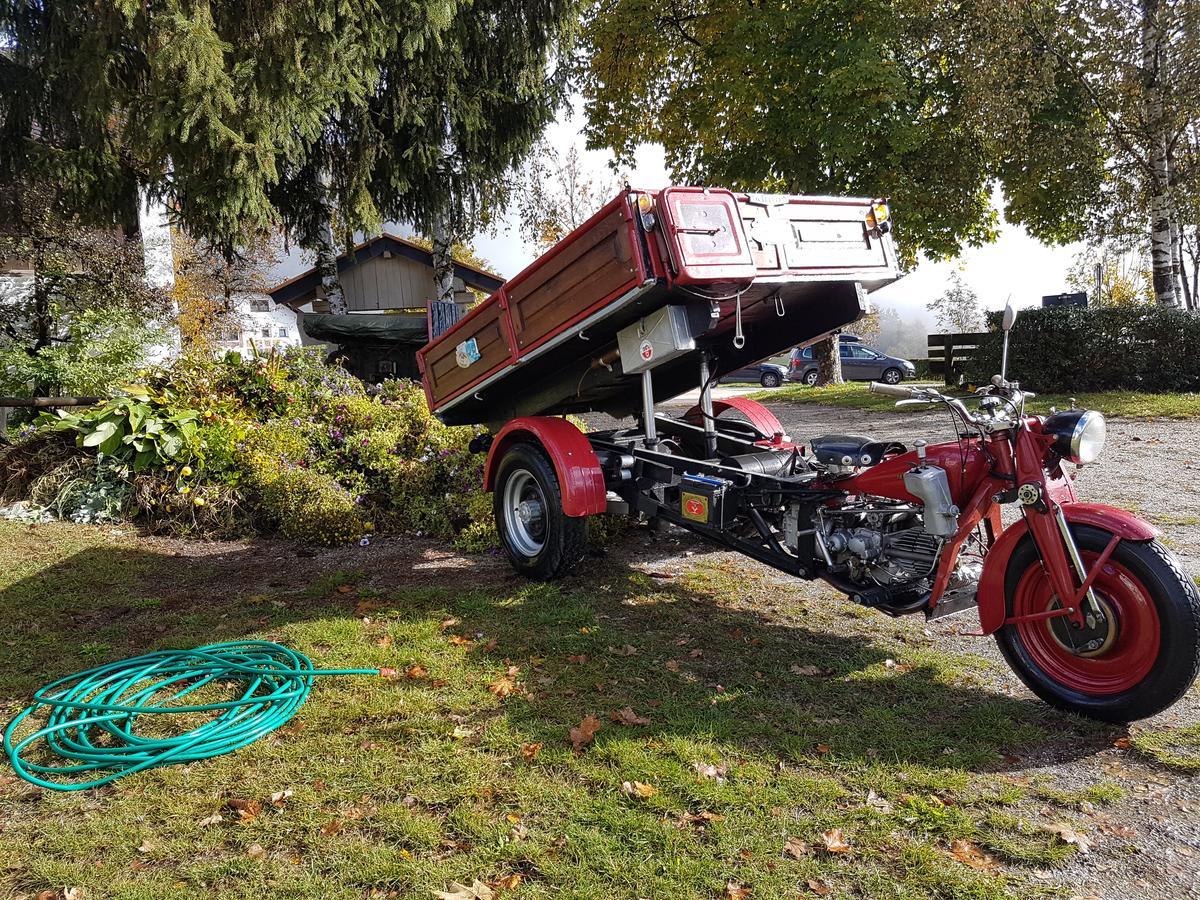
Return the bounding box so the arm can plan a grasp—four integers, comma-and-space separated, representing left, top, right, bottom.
3, 640, 380, 791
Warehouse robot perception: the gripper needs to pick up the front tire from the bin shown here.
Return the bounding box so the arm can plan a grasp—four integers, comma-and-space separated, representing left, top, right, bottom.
881, 367, 903, 385
995, 525, 1200, 722
760, 371, 782, 388
493, 442, 587, 581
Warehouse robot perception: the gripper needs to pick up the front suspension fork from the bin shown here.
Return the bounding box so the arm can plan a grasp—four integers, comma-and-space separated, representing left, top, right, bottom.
1019, 502, 1112, 629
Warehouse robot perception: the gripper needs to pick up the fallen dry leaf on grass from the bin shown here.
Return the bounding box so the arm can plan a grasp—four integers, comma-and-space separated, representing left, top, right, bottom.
405, 664, 429, 680
783, 836, 809, 859
815, 743, 832, 755
198, 812, 224, 827
806, 879, 833, 896
269, 789, 293, 807
488, 675, 517, 699
246, 843, 265, 859
865, 789, 892, 814
567, 654, 588, 664
820, 828, 852, 854
678, 810, 725, 827
336, 584, 355, 594
1113, 735, 1132, 749
448, 635, 472, 647
725, 882, 751, 899
664, 659, 680, 672
136, 839, 154, 854
692, 761, 728, 783
1046, 823, 1092, 853
520, 742, 542, 761
452, 724, 476, 740
225, 798, 262, 823
789, 664, 827, 676
321, 819, 344, 837
950, 839, 999, 872
569, 714, 602, 751
375, 634, 393, 648
431, 880, 495, 900
610, 707, 651, 726
439, 617, 460, 630
608, 645, 638, 657
489, 874, 522, 891
621, 780, 659, 799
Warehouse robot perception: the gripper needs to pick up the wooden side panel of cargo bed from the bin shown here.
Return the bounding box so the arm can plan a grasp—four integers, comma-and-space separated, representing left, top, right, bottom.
422, 294, 512, 406
506, 204, 640, 352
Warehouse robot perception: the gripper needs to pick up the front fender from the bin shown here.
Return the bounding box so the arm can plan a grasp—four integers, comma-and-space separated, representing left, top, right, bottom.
976, 503, 1160, 634
483, 417, 606, 517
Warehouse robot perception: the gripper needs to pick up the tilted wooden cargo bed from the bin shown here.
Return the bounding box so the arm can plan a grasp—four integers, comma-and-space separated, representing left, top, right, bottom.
418, 187, 901, 427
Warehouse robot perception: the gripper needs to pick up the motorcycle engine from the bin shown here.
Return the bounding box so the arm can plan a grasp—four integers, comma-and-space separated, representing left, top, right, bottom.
819, 507, 943, 586
805, 502, 981, 598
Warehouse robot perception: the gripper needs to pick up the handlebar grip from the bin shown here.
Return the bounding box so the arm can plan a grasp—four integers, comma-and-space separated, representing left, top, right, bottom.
868, 381, 913, 398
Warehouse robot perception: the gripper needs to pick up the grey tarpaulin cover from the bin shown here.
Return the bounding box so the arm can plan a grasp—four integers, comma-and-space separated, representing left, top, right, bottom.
301, 314, 428, 347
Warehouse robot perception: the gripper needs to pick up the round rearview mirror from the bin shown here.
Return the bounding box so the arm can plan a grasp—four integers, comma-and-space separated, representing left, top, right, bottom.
1002, 300, 1017, 332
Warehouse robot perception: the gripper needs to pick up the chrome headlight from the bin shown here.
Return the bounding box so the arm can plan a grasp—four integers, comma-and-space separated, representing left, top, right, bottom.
1043, 409, 1106, 464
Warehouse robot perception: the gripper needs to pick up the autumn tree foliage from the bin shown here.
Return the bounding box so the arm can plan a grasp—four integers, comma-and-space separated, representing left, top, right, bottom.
517, 143, 623, 252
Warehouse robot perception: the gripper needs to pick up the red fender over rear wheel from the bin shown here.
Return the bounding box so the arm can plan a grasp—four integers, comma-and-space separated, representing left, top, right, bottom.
995, 524, 1200, 722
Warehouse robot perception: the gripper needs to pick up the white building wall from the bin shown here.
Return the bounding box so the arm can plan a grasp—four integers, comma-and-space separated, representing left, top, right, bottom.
212, 292, 302, 355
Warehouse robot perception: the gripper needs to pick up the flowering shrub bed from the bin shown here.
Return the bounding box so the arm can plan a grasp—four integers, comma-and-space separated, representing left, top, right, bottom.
0, 349, 496, 547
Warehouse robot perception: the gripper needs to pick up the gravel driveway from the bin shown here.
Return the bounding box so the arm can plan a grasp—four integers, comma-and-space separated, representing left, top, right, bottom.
627, 396, 1200, 899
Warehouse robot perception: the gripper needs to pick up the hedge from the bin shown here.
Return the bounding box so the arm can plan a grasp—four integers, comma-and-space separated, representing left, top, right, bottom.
966, 305, 1200, 393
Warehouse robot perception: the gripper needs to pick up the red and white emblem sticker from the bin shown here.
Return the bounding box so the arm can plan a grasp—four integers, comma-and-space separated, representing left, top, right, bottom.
640, 340, 654, 362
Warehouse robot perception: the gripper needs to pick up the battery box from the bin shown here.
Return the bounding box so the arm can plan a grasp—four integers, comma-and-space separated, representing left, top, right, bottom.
679, 474, 733, 527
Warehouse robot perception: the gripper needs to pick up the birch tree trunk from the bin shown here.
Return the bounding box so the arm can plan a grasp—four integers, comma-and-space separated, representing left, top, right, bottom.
315, 171, 348, 315
431, 209, 457, 307
1142, 0, 1179, 307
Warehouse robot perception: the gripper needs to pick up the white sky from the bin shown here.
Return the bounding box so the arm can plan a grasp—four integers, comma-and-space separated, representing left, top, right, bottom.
472, 105, 1085, 324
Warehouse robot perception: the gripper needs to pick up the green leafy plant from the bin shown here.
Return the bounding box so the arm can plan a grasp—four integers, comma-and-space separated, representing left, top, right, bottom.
45, 387, 200, 472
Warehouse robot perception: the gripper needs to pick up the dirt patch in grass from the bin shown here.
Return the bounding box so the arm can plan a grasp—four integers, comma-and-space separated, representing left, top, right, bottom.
1, 521, 1198, 899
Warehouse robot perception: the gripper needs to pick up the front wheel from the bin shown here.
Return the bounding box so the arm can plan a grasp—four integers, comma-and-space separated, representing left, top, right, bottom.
493, 442, 588, 581
995, 525, 1200, 722
802, 370, 819, 387
760, 371, 782, 388
881, 367, 903, 385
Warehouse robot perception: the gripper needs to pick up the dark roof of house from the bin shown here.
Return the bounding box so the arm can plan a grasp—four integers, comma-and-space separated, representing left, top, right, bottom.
268, 231, 505, 308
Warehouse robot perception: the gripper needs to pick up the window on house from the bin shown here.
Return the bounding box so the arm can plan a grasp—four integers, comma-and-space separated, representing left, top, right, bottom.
261, 327, 271, 338
249, 297, 271, 312
277, 327, 288, 338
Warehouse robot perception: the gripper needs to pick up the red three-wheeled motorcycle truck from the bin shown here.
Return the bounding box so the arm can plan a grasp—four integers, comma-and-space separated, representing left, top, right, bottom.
418, 186, 1200, 723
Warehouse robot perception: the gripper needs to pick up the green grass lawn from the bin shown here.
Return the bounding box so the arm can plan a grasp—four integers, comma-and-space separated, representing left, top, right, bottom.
752, 381, 1200, 418
0, 522, 1130, 899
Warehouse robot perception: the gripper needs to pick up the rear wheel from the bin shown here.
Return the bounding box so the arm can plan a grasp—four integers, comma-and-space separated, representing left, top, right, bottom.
995, 525, 1200, 722
493, 442, 587, 581
802, 370, 819, 386
881, 367, 903, 385
760, 371, 782, 388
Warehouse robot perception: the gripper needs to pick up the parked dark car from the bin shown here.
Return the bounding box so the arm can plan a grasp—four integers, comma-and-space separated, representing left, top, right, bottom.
720, 361, 788, 387
789, 341, 916, 386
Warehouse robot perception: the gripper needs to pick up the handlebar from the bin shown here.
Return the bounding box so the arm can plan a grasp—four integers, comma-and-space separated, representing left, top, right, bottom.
868, 381, 914, 398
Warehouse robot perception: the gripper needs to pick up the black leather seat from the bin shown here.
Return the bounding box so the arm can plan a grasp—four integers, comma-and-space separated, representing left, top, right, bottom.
809, 434, 906, 467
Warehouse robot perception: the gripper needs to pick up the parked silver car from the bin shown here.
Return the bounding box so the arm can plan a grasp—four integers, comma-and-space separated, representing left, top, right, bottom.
789, 341, 916, 385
